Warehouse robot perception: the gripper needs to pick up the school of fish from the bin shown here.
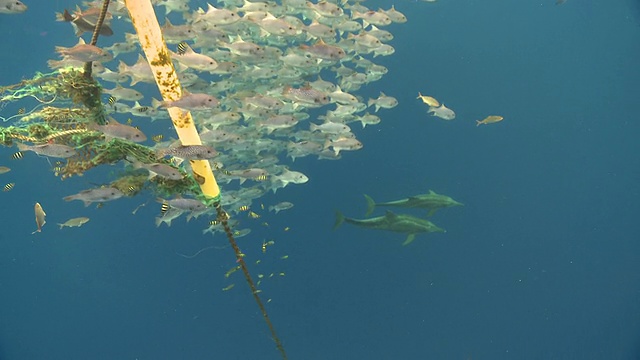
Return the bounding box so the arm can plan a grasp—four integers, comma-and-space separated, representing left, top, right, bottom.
3, 0, 408, 233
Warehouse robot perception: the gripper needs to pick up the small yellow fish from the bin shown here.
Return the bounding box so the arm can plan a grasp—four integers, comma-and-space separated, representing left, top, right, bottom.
225, 265, 240, 278
33, 202, 46, 234
160, 202, 170, 215
58, 217, 90, 229
107, 96, 117, 106
416, 92, 440, 107
0, 166, 10, 174
177, 41, 189, 55
255, 174, 268, 181
248, 211, 260, 219
11, 152, 23, 160
151, 134, 164, 143
476, 115, 504, 126
3, 183, 14, 191
17, 107, 25, 115
238, 205, 250, 212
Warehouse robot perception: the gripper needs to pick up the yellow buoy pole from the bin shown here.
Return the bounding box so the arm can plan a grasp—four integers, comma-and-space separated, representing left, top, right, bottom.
124, 0, 220, 202
123, 2, 287, 359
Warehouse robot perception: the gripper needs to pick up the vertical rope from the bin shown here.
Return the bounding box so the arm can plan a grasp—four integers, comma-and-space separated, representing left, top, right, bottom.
83, 0, 111, 77
216, 204, 288, 360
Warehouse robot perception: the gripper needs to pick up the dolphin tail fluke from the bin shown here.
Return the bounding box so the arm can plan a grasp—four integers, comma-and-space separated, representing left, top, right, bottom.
402, 234, 416, 246
334, 210, 345, 230
363, 194, 375, 216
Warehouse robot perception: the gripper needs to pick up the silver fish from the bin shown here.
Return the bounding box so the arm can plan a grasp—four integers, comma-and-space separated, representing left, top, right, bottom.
63, 187, 124, 207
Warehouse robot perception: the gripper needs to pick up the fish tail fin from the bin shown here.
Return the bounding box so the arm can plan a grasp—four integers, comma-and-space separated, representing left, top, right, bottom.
363, 194, 375, 216
333, 210, 345, 230
476, 120, 482, 126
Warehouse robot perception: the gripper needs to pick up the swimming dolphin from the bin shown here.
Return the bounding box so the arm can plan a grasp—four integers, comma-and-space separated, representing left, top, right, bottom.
334, 210, 445, 245
364, 190, 463, 217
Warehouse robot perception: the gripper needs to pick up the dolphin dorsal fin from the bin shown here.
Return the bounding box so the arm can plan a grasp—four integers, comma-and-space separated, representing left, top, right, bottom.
429, 190, 436, 194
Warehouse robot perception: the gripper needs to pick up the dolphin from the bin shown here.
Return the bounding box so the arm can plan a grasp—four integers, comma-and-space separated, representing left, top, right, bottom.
364, 190, 463, 217
334, 210, 445, 245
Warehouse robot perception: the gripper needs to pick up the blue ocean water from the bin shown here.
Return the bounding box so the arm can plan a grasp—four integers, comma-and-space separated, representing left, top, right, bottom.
1, 0, 639, 359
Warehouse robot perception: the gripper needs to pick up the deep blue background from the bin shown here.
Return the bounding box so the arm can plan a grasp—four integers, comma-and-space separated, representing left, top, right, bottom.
1, 0, 639, 359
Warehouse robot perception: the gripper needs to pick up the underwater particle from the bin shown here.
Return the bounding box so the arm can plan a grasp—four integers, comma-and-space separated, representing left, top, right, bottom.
283, 227, 290, 232
3, 182, 15, 191
281, 255, 289, 260
222, 284, 235, 291
131, 202, 146, 215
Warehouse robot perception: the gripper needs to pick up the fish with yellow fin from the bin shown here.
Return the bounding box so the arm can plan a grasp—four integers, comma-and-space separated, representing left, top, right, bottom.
476, 115, 504, 126
416, 92, 440, 107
